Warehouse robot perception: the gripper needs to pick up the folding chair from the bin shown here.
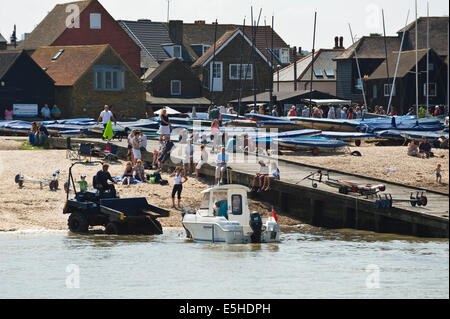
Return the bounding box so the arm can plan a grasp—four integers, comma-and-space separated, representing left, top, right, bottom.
78, 143, 92, 161
104, 143, 119, 162
66, 137, 80, 160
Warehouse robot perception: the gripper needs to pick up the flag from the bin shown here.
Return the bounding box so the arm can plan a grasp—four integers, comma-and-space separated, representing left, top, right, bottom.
103, 120, 114, 140
271, 207, 278, 222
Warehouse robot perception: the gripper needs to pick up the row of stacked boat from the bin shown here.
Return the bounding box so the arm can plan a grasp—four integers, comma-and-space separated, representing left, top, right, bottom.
0, 113, 448, 153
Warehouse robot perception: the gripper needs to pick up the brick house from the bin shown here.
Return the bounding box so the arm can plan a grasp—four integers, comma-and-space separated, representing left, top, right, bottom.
144, 57, 210, 111
0, 50, 55, 118
31, 44, 145, 119
17, 0, 141, 76
191, 28, 273, 106
366, 49, 447, 114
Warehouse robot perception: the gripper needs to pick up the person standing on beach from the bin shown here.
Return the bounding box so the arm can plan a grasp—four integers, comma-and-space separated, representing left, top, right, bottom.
435, 164, 442, 183
132, 132, 142, 165
170, 167, 188, 209
159, 108, 171, 137
96, 105, 117, 140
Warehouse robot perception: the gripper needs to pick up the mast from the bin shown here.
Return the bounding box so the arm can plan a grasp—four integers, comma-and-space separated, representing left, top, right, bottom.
387, 10, 410, 115
210, 19, 218, 106
309, 11, 317, 114
348, 24, 368, 110
382, 10, 390, 106
426, 2, 430, 115
270, 15, 274, 108
415, 0, 419, 118
238, 18, 246, 115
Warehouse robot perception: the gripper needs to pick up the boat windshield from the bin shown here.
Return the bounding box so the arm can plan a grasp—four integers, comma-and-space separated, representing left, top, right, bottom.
199, 192, 210, 210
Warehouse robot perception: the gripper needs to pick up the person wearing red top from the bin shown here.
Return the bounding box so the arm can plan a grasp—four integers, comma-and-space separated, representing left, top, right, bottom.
347, 107, 354, 119
288, 106, 297, 117
434, 106, 441, 117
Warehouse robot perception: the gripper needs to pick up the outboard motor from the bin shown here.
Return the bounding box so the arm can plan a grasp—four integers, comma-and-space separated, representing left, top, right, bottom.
249, 212, 263, 243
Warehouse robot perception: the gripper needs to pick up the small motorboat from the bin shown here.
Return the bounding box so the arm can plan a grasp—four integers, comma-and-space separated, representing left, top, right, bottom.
182, 185, 280, 244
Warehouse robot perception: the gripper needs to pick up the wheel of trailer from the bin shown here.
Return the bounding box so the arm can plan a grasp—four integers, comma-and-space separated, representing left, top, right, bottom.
420, 196, 428, 207
410, 200, 417, 207
68, 212, 89, 233
416, 198, 423, 206
105, 222, 124, 235
312, 148, 319, 156
312, 183, 318, 188
355, 139, 361, 147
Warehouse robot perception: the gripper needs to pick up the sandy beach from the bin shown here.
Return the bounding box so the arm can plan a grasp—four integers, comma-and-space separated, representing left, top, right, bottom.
0, 138, 298, 232
279, 145, 449, 194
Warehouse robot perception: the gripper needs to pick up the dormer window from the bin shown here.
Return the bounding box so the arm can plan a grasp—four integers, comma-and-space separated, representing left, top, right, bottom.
90, 13, 101, 29
271, 48, 290, 64
202, 45, 211, 55
173, 45, 182, 59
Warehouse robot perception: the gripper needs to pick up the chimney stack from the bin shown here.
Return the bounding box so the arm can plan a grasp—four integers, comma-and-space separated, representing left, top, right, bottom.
339, 36, 344, 48
168, 20, 183, 44
194, 20, 205, 25
334, 36, 339, 49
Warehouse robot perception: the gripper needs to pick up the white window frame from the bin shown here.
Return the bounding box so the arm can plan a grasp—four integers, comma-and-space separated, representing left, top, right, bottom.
171, 80, 181, 96
173, 45, 182, 59
424, 83, 437, 97
90, 13, 101, 29
272, 48, 290, 64
229, 64, 253, 80
384, 83, 395, 97
94, 67, 124, 91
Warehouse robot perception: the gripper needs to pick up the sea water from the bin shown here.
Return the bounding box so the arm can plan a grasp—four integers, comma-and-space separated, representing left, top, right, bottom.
0, 226, 448, 299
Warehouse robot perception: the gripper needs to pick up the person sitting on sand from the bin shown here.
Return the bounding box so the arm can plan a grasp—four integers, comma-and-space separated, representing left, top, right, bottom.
251, 160, 269, 192
261, 162, 280, 191
419, 136, 434, 158
122, 161, 134, 186
95, 164, 117, 196
435, 164, 442, 184
170, 167, 188, 209
407, 140, 424, 158
152, 135, 164, 169
133, 159, 145, 182
77, 174, 88, 192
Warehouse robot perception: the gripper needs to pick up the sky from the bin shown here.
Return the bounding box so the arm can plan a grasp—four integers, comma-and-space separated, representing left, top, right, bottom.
0, 0, 448, 49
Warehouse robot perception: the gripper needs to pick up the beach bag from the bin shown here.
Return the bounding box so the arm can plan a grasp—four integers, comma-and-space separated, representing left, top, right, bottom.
159, 179, 168, 186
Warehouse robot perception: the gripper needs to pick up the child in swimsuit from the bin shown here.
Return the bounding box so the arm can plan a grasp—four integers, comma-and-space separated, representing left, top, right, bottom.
435, 164, 442, 183
122, 161, 133, 186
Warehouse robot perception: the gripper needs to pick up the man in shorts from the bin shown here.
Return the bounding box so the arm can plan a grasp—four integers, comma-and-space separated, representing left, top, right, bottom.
158, 135, 175, 170
215, 147, 229, 185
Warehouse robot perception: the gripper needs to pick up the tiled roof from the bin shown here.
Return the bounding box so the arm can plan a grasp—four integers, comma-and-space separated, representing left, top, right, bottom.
183, 22, 290, 63
369, 48, 430, 80
17, 0, 93, 51
0, 32, 7, 43
31, 44, 107, 85
398, 16, 449, 57
118, 20, 194, 63
276, 49, 344, 82
144, 57, 177, 82
334, 36, 402, 60
191, 29, 238, 67
0, 50, 21, 79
